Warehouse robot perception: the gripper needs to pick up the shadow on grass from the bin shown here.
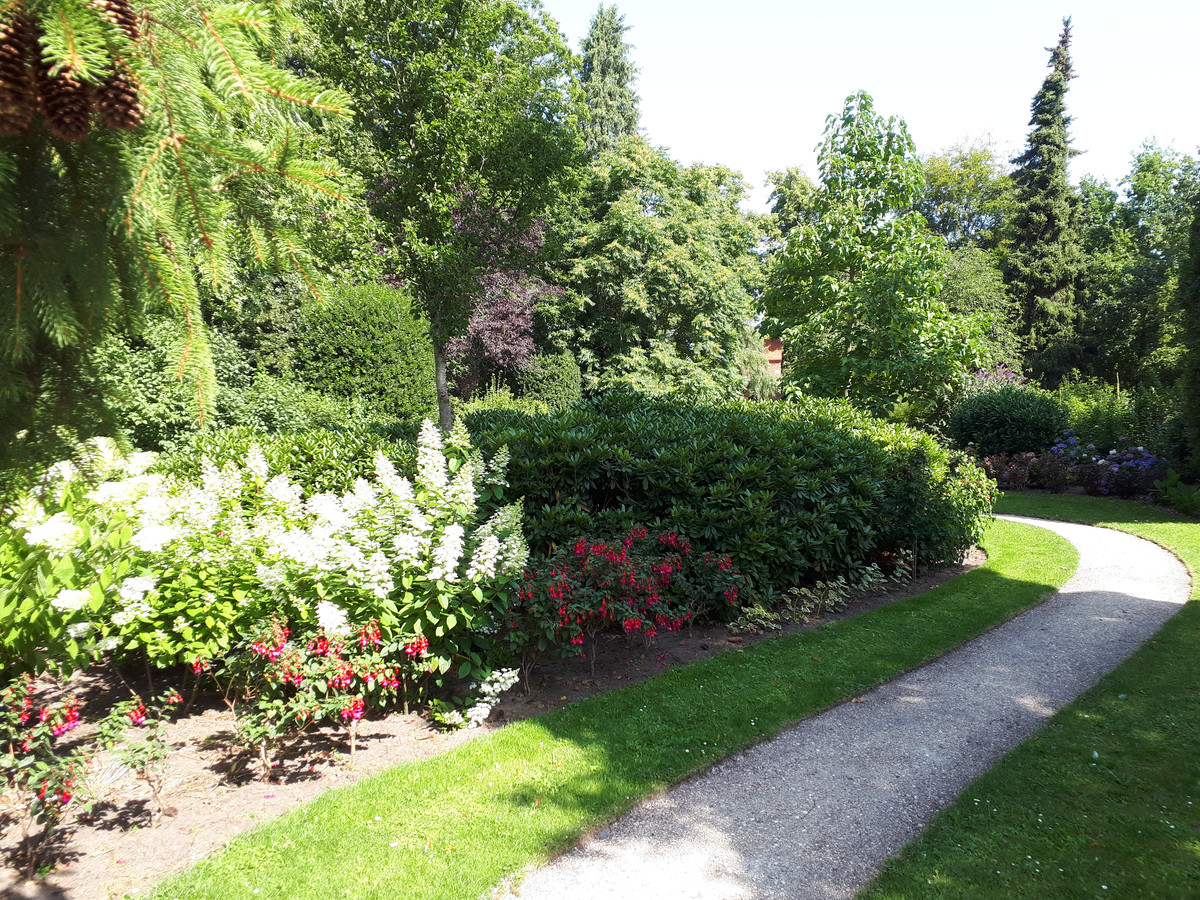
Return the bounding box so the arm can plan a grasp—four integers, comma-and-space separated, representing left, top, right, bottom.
152, 522, 1078, 900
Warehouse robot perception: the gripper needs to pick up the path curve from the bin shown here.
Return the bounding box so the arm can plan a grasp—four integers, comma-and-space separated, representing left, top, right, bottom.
499, 516, 1191, 900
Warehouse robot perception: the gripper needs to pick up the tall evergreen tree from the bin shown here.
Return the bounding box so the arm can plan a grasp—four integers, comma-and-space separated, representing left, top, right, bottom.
0, 0, 350, 469
579, 4, 639, 154
1003, 18, 1084, 386
1180, 201, 1200, 466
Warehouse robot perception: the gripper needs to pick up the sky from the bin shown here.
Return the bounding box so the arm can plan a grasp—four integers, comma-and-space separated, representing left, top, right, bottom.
540, 0, 1200, 211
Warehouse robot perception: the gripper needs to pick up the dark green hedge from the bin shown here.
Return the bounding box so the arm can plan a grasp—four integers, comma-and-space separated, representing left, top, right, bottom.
293, 283, 436, 423
467, 393, 995, 596
947, 386, 1069, 457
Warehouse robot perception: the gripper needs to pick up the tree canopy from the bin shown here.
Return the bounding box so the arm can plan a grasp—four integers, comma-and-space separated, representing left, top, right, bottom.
579, 4, 639, 155
1003, 17, 1084, 386
764, 91, 980, 416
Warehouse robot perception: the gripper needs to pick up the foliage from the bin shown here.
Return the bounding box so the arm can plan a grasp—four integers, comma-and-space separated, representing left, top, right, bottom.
500, 528, 744, 675
292, 283, 436, 423
733, 559, 902, 634
940, 246, 1024, 368
916, 139, 1015, 249
0, 0, 352, 462
961, 363, 1029, 396
764, 91, 981, 416
95, 687, 182, 823
1055, 377, 1184, 460
204, 617, 413, 774
579, 4, 639, 154
1181, 200, 1200, 467
0, 424, 525, 681
88, 318, 382, 452
513, 351, 583, 412
947, 386, 1068, 457
1078, 147, 1200, 387
738, 329, 780, 401
543, 136, 763, 397
295, 0, 583, 428
765, 166, 819, 238
981, 452, 1037, 491
157, 428, 417, 497
1003, 18, 1085, 386
467, 393, 996, 598
1152, 470, 1200, 516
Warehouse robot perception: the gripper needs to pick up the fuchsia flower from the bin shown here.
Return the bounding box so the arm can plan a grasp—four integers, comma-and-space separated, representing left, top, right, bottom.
128, 704, 147, 725
340, 698, 365, 720
403, 636, 429, 659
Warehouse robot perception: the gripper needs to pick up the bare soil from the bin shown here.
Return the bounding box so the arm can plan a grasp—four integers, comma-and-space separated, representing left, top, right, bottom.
1, 551, 983, 900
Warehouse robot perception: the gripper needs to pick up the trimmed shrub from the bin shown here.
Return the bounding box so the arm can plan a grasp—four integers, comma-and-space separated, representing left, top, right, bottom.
515, 351, 583, 411
467, 393, 995, 598
947, 386, 1068, 457
87, 319, 380, 452
293, 283, 436, 423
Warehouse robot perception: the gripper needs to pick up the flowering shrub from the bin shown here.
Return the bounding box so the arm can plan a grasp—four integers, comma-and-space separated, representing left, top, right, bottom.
501, 528, 745, 675
204, 617, 416, 774
982, 452, 1037, 490
961, 363, 1029, 396
95, 688, 183, 824
1, 423, 526, 683
1075, 441, 1167, 498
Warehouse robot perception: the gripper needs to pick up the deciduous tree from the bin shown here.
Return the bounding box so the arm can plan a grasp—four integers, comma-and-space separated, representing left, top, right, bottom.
763, 91, 980, 416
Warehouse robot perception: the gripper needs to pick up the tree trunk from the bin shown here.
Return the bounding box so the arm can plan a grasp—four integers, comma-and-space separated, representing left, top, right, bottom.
432, 335, 454, 431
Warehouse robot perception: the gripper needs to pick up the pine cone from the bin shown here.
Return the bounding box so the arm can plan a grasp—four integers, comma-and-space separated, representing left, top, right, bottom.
32, 49, 93, 142
0, 8, 36, 136
91, 0, 141, 41
96, 66, 143, 130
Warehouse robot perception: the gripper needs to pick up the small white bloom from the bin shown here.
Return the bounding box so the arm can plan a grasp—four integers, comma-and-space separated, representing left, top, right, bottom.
66, 622, 93, 640
466, 535, 502, 581
416, 421, 448, 489
131, 524, 179, 553
25, 512, 82, 552
7, 496, 45, 530
119, 576, 157, 604
246, 447, 270, 481
316, 600, 350, 636
428, 524, 464, 583
392, 531, 426, 566
263, 474, 303, 515
51, 589, 91, 612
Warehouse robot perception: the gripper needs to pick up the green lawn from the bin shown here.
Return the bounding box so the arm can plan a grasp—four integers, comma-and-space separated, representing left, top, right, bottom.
862, 492, 1200, 898
151, 518, 1074, 899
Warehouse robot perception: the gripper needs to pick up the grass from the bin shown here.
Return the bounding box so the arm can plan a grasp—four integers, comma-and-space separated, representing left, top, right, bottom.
861, 492, 1200, 899
151, 518, 1075, 900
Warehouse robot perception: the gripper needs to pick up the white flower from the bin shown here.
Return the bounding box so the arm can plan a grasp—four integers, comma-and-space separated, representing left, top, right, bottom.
416, 420, 448, 490
263, 474, 303, 516
88, 475, 157, 508
256, 562, 287, 592
67, 622, 93, 640
119, 576, 157, 604
316, 600, 350, 636
427, 524, 465, 583
445, 461, 477, 514
466, 535, 502, 581
52, 589, 91, 612
8, 496, 45, 530
343, 478, 377, 518
246, 447, 270, 482
392, 531, 427, 566
99, 636, 119, 652
25, 513, 82, 552
308, 493, 352, 533
123, 451, 157, 477
131, 524, 179, 553
112, 599, 153, 627
374, 453, 413, 500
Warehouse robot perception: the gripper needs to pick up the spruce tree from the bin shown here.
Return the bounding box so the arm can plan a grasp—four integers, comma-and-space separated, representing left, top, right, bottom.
1180, 201, 1200, 466
1004, 17, 1084, 386
0, 0, 349, 468
579, 4, 639, 154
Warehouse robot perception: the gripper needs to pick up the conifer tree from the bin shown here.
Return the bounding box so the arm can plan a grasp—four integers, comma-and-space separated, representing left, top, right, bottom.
579, 4, 639, 154
1180, 201, 1200, 466
1003, 17, 1084, 386
0, 0, 350, 466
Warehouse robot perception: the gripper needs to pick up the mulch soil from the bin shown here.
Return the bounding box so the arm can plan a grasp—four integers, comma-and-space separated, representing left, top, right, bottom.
1, 551, 982, 900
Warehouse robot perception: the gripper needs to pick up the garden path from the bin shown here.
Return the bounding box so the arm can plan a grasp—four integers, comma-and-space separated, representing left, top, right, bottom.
498, 516, 1191, 900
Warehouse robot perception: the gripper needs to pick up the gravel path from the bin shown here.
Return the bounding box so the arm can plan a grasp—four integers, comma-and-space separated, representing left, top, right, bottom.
499, 516, 1191, 900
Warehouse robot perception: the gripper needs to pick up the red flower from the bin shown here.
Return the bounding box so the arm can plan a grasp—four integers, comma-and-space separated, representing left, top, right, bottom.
128, 704, 147, 725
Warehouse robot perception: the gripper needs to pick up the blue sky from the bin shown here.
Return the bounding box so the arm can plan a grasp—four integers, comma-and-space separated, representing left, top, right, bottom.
541, 0, 1200, 210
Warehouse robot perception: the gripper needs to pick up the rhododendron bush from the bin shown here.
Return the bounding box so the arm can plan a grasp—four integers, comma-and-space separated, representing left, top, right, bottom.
0, 423, 527, 681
